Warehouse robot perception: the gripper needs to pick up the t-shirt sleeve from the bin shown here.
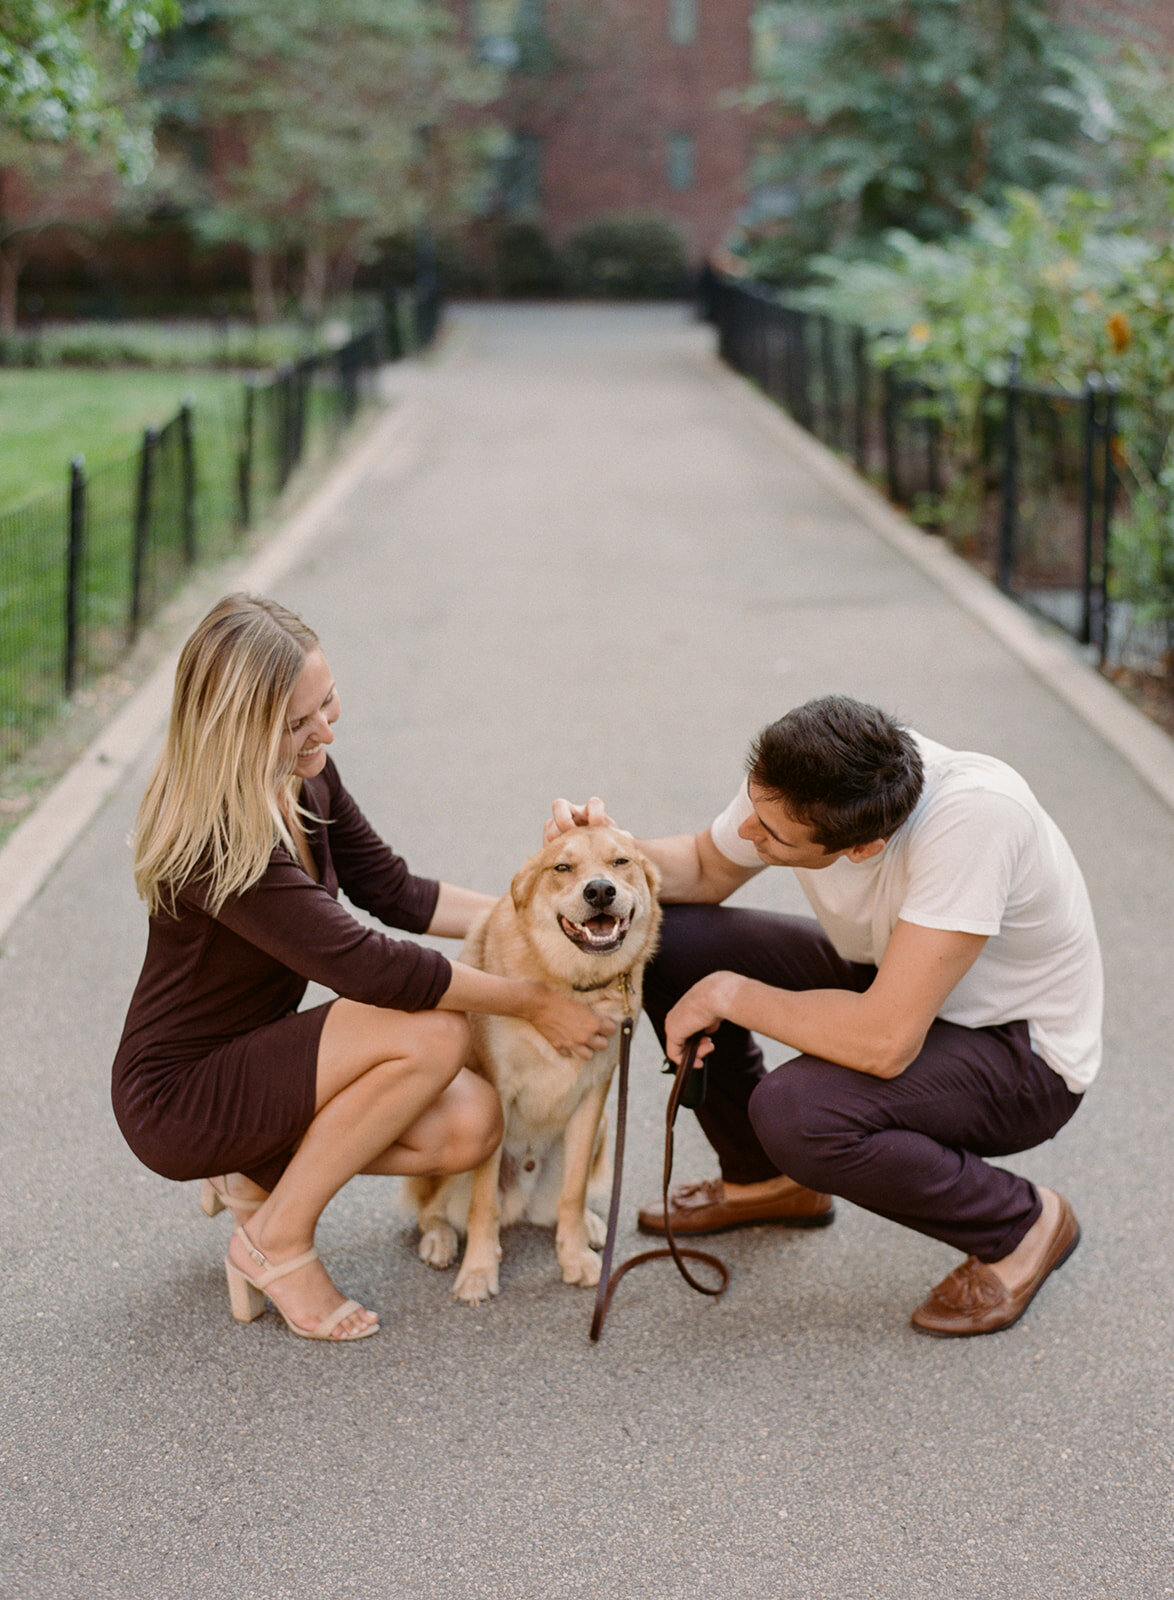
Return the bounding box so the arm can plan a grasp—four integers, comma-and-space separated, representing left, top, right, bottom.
709, 778, 762, 868
187, 859, 452, 1013
898, 787, 1032, 937
316, 761, 440, 934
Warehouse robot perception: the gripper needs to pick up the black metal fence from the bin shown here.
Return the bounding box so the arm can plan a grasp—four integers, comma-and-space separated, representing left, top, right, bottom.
1, 305, 436, 767
705, 274, 1120, 663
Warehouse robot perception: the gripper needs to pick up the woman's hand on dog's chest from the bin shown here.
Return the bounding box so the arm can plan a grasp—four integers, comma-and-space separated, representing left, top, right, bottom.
522, 982, 616, 1061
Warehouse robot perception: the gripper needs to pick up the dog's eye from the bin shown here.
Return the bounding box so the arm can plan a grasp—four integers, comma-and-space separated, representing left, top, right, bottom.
612, 857, 630, 866
553, 862, 572, 873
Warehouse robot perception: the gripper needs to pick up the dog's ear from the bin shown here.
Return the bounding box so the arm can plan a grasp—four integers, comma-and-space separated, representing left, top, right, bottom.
635, 844, 662, 900
510, 852, 544, 912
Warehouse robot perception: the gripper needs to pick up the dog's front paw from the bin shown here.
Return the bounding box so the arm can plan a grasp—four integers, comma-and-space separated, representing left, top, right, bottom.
584, 1208, 607, 1248
454, 1257, 500, 1305
559, 1246, 602, 1288
418, 1220, 459, 1269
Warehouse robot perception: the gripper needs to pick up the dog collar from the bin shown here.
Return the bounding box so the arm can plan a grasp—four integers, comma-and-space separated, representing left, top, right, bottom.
573, 971, 633, 1017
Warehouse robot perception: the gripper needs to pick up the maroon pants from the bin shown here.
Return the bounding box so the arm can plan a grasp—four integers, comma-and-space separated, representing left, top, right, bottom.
642, 905, 1083, 1262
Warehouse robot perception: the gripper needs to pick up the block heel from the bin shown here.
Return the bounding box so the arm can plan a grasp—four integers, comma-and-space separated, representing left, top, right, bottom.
224, 1225, 379, 1342
226, 1259, 266, 1322
201, 1175, 264, 1219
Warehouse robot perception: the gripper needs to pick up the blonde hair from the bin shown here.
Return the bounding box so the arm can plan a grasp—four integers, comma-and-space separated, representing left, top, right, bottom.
134, 593, 320, 917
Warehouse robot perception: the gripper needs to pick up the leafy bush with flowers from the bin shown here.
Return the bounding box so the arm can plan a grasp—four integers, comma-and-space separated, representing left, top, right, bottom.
794, 51, 1174, 658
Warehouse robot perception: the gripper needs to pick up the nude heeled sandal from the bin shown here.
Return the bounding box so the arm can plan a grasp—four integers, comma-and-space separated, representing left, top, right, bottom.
225, 1225, 380, 1342
200, 1176, 264, 1218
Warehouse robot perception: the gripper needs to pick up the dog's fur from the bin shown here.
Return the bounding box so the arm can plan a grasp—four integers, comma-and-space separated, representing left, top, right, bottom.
407, 826, 661, 1304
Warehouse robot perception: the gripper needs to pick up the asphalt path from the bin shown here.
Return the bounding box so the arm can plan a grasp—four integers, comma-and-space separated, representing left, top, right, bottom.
2, 304, 1172, 1600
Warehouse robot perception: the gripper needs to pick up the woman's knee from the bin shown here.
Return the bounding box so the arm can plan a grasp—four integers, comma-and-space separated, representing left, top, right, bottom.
434, 1071, 503, 1173
395, 1009, 471, 1089
317, 1003, 472, 1111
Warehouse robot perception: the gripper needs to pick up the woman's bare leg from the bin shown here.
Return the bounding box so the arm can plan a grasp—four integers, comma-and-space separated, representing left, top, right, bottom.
361, 1067, 502, 1177
227, 1002, 488, 1338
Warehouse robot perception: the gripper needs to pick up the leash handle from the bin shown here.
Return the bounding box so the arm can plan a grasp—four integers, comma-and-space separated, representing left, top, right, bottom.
658, 1038, 729, 1296
590, 1029, 729, 1342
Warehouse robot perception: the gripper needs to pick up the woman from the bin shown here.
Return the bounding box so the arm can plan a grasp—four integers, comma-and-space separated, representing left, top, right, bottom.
112, 593, 613, 1342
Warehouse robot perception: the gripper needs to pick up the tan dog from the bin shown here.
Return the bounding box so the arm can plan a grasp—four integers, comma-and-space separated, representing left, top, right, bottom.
407, 826, 661, 1305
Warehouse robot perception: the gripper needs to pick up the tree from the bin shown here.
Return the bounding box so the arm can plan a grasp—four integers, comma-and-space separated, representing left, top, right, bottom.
151, 0, 501, 321
0, 3, 176, 331
743, 0, 1107, 282
1, 0, 177, 144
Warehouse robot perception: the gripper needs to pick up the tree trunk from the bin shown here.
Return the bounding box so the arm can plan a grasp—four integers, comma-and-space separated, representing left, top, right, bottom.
330, 248, 359, 302
299, 245, 329, 321
0, 247, 21, 335
249, 248, 278, 325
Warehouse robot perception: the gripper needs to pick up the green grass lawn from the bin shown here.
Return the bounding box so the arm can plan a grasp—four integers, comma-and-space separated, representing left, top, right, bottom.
0, 368, 246, 515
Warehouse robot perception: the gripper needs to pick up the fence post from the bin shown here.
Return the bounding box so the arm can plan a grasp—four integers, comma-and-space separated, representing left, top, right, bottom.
275, 367, 294, 490
130, 427, 158, 641
1096, 383, 1118, 664
237, 380, 255, 528
852, 329, 869, 474
1079, 376, 1099, 648
382, 283, 403, 362
882, 368, 901, 504
179, 400, 197, 566
997, 356, 1021, 593
820, 315, 841, 449
64, 455, 86, 696
924, 388, 942, 531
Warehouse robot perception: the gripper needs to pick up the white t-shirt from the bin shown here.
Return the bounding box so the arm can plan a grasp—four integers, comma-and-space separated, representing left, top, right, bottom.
709, 733, 1102, 1092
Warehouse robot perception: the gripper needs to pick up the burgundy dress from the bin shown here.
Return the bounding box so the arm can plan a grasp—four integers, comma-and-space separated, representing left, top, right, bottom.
112, 758, 452, 1190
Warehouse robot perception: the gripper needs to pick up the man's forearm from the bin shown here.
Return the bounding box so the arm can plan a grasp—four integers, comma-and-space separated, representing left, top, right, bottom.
670, 971, 918, 1079
637, 832, 708, 901
640, 830, 757, 904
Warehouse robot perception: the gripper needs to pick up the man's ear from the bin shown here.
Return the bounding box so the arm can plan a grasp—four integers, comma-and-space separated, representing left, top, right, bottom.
510, 854, 544, 912
846, 838, 886, 863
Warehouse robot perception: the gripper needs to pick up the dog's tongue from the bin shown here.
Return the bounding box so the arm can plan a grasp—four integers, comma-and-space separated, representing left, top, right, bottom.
559, 911, 627, 949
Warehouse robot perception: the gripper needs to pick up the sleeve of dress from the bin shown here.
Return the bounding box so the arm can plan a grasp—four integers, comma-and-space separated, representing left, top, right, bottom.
189, 857, 452, 1014
316, 760, 441, 933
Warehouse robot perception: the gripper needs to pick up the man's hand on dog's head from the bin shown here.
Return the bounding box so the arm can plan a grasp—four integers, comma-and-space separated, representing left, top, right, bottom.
544, 796, 627, 846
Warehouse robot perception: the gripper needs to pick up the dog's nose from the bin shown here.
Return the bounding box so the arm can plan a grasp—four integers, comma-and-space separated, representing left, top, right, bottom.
582, 878, 617, 908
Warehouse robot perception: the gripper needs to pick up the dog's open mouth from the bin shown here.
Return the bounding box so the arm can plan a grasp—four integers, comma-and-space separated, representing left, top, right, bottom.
558, 911, 632, 953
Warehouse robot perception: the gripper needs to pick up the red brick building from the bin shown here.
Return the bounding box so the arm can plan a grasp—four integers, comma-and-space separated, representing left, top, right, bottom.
464, 0, 758, 263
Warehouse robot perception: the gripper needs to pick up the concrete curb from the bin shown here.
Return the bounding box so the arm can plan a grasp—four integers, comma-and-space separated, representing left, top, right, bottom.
709, 358, 1174, 814
0, 395, 422, 945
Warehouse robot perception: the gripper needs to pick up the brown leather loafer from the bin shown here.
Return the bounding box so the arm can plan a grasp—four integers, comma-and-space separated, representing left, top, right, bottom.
636, 1175, 835, 1237
910, 1195, 1080, 1338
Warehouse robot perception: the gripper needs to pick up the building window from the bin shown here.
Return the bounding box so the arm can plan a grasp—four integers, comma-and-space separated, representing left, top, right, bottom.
500, 131, 543, 214
668, 0, 699, 47
667, 131, 695, 192
474, 0, 547, 70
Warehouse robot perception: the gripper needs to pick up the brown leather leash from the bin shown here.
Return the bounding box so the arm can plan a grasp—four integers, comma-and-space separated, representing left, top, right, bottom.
590, 1023, 730, 1341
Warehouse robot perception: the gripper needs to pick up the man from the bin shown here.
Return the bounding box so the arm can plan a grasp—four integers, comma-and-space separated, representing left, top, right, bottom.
547, 695, 1101, 1336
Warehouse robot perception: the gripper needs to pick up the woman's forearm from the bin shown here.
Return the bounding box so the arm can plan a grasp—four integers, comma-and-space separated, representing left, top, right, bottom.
436, 961, 615, 1061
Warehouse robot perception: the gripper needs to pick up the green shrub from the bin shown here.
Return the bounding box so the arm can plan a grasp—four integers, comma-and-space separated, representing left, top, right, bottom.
562, 214, 690, 299
493, 222, 563, 297
0, 311, 379, 371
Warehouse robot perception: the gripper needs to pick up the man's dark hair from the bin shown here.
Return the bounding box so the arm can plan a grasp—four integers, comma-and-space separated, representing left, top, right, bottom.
748, 695, 924, 851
